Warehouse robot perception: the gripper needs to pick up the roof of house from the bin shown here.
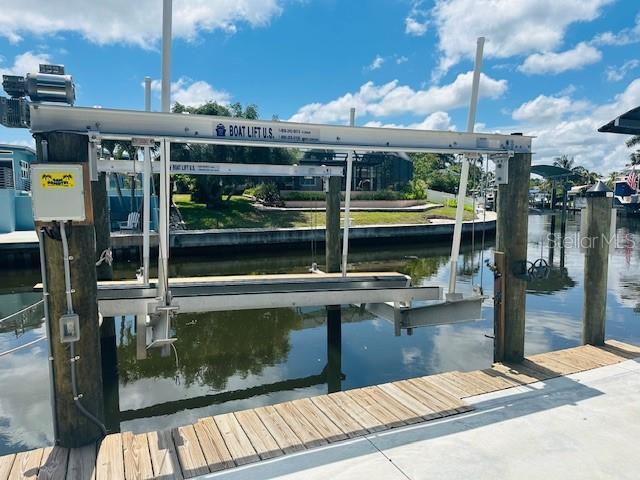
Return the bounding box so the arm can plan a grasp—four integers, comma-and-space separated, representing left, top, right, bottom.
0, 144, 36, 155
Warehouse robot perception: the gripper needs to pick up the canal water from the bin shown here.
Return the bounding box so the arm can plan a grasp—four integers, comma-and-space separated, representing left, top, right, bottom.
1, 213, 639, 455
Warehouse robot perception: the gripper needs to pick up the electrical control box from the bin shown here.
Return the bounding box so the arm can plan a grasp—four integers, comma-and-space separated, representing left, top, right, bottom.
31, 164, 88, 222
59, 313, 80, 343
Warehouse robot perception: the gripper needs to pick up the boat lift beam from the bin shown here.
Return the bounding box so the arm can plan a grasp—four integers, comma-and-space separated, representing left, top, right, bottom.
29, 104, 532, 155
96, 158, 344, 177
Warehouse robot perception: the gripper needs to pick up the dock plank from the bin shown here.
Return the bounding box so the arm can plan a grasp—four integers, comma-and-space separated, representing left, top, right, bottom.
147, 430, 183, 479
310, 395, 368, 438
122, 432, 153, 480
326, 392, 386, 433
96, 434, 124, 480
9, 448, 43, 480
469, 370, 518, 391
411, 377, 473, 412
445, 372, 490, 396
252, 406, 305, 454
485, 364, 539, 385
419, 373, 469, 398
66, 443, 96, 480
289, 399, 347, 443
583, 345, 627, 365
394, 380, 457, 417
346, 388, 407, 428
365, 385, 429, 425
273, 402, 328, 448
234, 410, 283, 460
37, 446, 68, 480
172, 426, 208, 478
0, 455, 15, 480
212, 414, 259, 466
377, 383, 441, 421
552, 349, 603, 372
524, 355, 577, 376
601, 340, 640, 360
193, 418, 235, 472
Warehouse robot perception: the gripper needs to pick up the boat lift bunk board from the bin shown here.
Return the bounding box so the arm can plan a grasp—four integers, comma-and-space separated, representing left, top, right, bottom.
29, 103, 532, 348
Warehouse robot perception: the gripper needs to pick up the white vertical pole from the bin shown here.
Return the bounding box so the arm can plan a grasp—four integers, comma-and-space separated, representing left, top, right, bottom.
341, 151, 354, 277
142, 146, 151, 285
144, 76, 152, 112
158, 139, 170, 302
448, 37, 485, 296
161, 0, 172, 113
340, 109, 357, 277
142, 78, 152, 286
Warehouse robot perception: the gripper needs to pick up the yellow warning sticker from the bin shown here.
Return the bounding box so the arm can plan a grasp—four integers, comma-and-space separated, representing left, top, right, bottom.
40, 172, 75, 188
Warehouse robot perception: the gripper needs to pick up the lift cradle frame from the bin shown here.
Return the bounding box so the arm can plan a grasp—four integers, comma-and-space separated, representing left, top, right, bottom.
29, 103, 532, 346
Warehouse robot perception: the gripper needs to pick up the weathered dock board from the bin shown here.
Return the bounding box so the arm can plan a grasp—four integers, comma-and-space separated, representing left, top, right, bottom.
1, 340, 638, 480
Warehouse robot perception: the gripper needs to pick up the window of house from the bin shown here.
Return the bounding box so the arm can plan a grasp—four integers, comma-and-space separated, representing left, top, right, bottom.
301, 176, 316, 187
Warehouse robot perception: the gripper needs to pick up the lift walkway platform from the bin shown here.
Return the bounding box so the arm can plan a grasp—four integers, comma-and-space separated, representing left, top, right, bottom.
1, 340, 638, 479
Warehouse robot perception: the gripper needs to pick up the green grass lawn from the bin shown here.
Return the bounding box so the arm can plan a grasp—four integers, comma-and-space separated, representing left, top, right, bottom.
174, 194, 473, 230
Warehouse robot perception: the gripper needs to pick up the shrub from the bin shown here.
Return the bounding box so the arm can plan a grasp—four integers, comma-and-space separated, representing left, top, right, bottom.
252, 183, 284, 207
402, 179, 428, 200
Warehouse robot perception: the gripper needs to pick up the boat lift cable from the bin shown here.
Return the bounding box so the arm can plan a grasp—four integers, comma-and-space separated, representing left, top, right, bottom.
59, 221, 108, 436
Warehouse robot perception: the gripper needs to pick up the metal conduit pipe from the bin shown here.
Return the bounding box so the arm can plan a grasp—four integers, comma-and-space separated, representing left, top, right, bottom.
37, 227, 58, 440
59, 221, 108, 436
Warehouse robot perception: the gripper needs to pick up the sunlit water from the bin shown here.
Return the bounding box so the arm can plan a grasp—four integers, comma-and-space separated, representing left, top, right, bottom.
1, 213, 639, 455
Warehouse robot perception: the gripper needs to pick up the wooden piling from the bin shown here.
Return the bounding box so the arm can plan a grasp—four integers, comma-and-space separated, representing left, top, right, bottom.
495, 151, 531, 362
582, 193, 613, 345
35, 132, 105, 447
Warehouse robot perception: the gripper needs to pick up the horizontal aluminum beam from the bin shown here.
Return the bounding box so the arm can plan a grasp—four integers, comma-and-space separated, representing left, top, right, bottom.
97, 159, 344, 177
365, 295, 484, 336
30, 104, 532, 155
98, 285, 442, 316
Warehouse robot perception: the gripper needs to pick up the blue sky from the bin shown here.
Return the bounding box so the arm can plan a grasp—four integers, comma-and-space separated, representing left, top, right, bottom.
1, 0, 639, 172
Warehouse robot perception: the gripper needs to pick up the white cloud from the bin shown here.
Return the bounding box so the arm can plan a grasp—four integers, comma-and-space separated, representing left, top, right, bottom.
365, 111, 455, 131
396, 56, 409, 65
593, 14, 640, 46
0, 51, 51, 77
513, 79, 640, 173
405, 0, 429, 36
518, 42, 602, 75
512, 94, 590, 123
430, 0, 612, 78
367, 55, 385, 71
605, 59, 640, 82
289, 71, 507, 124
0, 0, 284, 48
149, 77, 230, 107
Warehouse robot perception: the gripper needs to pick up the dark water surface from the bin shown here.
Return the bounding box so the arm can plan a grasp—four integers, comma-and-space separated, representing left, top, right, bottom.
1, 213, 639, 455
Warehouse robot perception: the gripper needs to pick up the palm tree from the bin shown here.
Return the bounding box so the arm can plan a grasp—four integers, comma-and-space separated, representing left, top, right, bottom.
553, 154, 575, 171
626, 136, 640, 165
606, 171, 620, 189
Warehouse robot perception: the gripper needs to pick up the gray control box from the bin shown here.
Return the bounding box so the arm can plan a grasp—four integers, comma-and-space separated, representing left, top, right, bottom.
31, 164, 86, 222
59, 313, 80, 343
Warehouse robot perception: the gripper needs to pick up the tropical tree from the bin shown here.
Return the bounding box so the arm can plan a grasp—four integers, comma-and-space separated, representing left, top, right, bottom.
553, 154, 575, 171
626, 136, 640, 165
171, 101, 297, 208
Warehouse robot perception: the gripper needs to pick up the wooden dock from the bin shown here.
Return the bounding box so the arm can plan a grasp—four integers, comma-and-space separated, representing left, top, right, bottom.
1, 339, 638, 479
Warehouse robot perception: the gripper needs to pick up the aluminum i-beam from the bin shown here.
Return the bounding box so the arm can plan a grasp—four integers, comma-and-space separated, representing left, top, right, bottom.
98, 285, 442, 317
29, 104, 532, 155
96, 158, 344, 177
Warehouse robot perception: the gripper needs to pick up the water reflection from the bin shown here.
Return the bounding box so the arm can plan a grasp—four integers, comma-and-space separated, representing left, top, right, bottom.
1, 214, 640, 455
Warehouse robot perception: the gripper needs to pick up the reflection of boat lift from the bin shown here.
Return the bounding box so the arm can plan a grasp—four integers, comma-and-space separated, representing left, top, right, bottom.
28, 53, 531, 353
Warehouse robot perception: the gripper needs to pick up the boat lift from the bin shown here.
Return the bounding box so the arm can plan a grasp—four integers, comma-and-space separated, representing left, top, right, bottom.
25, 36, 532, 351
28, 102, 530, 351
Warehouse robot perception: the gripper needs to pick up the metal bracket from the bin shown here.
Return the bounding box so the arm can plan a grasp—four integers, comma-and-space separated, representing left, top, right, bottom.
495, 156, 509, 184
87, 130, 101, 181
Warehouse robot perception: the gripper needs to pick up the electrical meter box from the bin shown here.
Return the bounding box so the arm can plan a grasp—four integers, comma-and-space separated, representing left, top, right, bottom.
30, 164, 88, 222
